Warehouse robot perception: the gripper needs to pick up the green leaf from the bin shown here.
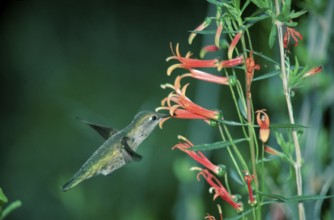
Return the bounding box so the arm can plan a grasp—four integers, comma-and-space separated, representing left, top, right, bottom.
218, 119, 249, 126
245, 49, 279, 65
1, 200, 22, 220
190, 138, 249, 151
258, 191, 334, 204
224, 208, 253, 220
0, 188, 8, 205
270, 123, 309, 129
206, 0, 224, 7
288, 10, 307, 20
282, 0, 291, 16
253, 70, 280, 81
250, 0, 269, 8
238, 98, 247, 120
268, 24, 277, 48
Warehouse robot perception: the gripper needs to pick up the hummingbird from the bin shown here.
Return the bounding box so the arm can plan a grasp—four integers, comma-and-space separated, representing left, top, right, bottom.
61, 110, 166, 191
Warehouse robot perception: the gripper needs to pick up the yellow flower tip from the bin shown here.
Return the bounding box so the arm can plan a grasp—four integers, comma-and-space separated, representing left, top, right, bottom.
188, 33, 196, 45
167, 64, 181, 76
177, 135, 187, 141
259, 128, 270, 143
214, 21, 223, 48
158, 117, 170, 129
190, 166, 202, 171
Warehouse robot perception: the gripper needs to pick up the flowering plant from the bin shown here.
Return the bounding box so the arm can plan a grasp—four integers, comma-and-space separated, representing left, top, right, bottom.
156, 0, 330, 219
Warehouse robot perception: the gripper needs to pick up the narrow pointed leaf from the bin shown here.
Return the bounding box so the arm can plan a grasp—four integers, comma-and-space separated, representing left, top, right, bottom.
190, 138, 248, 151
218, 119, 249, 126
0, 188, 8, 205
253, 70, 280, 81
288, 10, 307, 20
224, 208, 253, 220
238, 98, 247, 120
258, 191, 334, 203
270, 123, 309, 129
1, 200, 22, 219
269, 24, 277, 48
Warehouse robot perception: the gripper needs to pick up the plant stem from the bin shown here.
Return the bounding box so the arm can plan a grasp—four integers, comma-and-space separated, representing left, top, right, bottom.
275, 1, 305, 219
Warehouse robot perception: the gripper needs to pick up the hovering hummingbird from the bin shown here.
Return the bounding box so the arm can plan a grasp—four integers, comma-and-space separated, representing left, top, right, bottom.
61, 110, 166, 191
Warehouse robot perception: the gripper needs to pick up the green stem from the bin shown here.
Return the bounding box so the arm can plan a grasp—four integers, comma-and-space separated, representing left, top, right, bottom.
274, 0, 305, 219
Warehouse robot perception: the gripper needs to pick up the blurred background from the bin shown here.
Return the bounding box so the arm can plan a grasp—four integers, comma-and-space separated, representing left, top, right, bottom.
0, 0, 333, 219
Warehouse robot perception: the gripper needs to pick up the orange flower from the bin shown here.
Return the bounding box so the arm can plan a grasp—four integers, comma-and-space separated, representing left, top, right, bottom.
157, 76, 222, 123
181, 69, 229, 85
265, 146, 284, 157
303, 66, 322, 78
194, 168, 243, 212
217, 56, 244, 71
244, 171, 256, 205
283, 26, 303, 48
173, 136, 224, 176
188, 18, 211, 45
256, 109, 270, 143
200, 45, 219, 58
228, 31, 242, 59
167, 44, 219, 75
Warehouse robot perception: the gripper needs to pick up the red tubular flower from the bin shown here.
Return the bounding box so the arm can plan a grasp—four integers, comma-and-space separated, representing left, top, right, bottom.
228, 31, 242, 59
181, 69, 229, 85
283, 26, 303, 48
256, 109, 270, 143
217, 56, 244, 71
188, 18, 211, 45
167, 44, 219, 75
244, 172, 257, 205
303, 66, 322, 78
195, 168, 243, 212
265, 146, 284, 157
157, 76, 222, 122
200, 45, 219, 58
173, 136, 223, 176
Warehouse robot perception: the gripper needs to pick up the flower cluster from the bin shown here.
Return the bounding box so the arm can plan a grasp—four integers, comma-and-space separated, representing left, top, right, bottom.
156, 76, 222, 128
173, 136, 223, 176
193, 168, 243, 212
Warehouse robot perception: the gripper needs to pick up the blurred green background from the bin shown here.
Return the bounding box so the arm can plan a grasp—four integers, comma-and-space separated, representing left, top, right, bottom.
0, 1, 208, 219
1, 0, 333, 219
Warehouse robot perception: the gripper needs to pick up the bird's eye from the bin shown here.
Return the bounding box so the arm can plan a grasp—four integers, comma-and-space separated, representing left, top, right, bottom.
150, 115, 158, 121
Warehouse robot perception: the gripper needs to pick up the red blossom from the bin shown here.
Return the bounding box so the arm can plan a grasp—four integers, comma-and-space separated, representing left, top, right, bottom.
228, 31, 242, 59
303, 66, 322, 78
195, 168, 243, 212
189, 19, 211, 45
173, 136, 223, 176
167, 44, 219, 75
283, 26, 303, 48
265, 146, 284, 157
218, 56, 244, 71
200, 45, 220, 58
181, 68, 229, 85
256, 109, 270, 143
244, 172, 256, 205
156, 76, 222, 125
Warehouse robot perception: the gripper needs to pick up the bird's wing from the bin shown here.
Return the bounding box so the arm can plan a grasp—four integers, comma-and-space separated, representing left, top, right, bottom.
78, 118, 118, 139
121, 137, 143, 163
